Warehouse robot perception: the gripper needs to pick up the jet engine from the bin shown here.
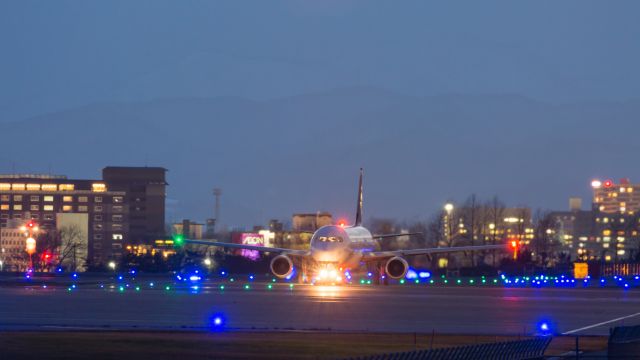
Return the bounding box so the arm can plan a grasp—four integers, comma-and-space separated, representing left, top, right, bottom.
385, 256, 409, 279
270, 255, 294, 278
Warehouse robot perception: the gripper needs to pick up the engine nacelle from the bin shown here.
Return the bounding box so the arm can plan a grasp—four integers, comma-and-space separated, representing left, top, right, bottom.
385, 256, 409, 279
270, 255, 294, 278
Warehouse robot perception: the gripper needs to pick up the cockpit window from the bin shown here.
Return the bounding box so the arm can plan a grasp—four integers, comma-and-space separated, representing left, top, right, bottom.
318, 236, 343, 243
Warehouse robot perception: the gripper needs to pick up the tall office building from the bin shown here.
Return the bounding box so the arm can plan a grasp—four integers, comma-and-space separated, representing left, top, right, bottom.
0, 167, 167, 269
0, 174, 128, 266
102, 167, 167, 244
591, 178, 640, 214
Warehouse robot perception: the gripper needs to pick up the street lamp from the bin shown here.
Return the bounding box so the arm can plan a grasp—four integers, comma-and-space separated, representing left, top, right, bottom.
444, 203, 454, 213
204, 258, 212, 267
108, 261, 116, 271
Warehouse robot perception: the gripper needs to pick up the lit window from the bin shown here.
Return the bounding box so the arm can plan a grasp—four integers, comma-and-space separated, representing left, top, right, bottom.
59, 184, 75, 191
43, 205, 54, 211
0, 204, 8, 210
14, 195, 22, 201
26, 184, 40, 191
112, 205, 123, 212
0, 195, 9, 201
41, 184, 57, 191
62, 205, 73, 212
112, 214, 123, 222
30, 205, 39, 211
78, 205, 88, 212
12, 184, 25, 191
94, 205, 103, 212
42, 195, 53, 202
63, 196, 73, 202
113, 196, 124, 203
78, 196, 88, 203
94, 214, 103, 221
95, 196, 103, 203
112, 234, 123, 240
92, 183, 107, 192
30, 195, 39, 202
13, 204, 22, 211
0, 183, 10, 191
94, 224, 103, 230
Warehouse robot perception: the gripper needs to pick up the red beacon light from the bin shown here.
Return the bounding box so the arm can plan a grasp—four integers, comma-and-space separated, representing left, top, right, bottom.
337, 219, 348, 227
603, 180, 614, 188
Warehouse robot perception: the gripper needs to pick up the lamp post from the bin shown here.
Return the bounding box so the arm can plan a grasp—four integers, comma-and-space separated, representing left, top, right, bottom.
22, 221, 38, 271
444, 203, 454, 243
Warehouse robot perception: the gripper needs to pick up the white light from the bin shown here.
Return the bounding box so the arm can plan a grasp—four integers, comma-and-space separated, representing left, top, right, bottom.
204, 258, 212, 266
444, 203, 454, 212
108, 261, 116, 270
591, 180, 602, 188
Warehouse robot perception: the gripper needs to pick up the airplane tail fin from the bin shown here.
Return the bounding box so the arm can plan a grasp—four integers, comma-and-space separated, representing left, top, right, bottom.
355, 168, 363, 226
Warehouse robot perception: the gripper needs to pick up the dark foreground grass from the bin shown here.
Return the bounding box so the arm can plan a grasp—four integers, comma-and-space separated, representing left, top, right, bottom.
0, 331, 608, 360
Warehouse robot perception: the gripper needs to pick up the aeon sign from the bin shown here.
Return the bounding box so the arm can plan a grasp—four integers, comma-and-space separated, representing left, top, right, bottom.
241, 233, 264, 260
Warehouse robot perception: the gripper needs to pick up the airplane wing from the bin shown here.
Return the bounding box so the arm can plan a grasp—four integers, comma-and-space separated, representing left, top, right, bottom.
373, 232, 422, 240
362, 244, 507, 261
184, 239, 309, 256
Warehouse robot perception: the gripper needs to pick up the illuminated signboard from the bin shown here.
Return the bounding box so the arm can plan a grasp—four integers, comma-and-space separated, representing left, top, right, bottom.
241, 233, 264, 260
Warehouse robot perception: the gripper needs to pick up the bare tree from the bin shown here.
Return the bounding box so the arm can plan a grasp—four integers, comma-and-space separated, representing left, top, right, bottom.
461, 194, 482, 266
486, 196, 506, 267
532, 209, 557, 267
57, 225, 87, 272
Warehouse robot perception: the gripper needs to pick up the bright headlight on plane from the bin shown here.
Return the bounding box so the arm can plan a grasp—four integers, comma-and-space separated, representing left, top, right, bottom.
319, 269, 328, 279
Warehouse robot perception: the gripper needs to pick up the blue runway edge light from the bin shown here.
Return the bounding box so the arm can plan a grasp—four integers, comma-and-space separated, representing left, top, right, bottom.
210, 314, 226, 331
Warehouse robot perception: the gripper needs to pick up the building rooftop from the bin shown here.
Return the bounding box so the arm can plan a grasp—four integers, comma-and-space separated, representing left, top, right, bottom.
0, 174, 68, 180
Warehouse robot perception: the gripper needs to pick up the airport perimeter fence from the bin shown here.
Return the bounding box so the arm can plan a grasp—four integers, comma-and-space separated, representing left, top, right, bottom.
344, 336, 552, 360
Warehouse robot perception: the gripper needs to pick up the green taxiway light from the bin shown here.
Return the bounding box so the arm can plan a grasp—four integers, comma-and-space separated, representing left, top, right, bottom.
267, 284, 273, 289
173, 234, 184, 247
399, 279, 406, 284
165, 286, 171, 291
219, 285, 225, 290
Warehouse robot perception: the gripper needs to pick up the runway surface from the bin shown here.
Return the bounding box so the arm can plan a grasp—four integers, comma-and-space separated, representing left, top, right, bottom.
1, 279, 639, 335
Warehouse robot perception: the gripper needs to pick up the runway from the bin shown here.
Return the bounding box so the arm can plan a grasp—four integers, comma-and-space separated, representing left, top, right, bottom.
1, 279, 639, 335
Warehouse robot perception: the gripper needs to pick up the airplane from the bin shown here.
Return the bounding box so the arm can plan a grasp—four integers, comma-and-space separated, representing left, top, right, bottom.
185, 169, 507, 284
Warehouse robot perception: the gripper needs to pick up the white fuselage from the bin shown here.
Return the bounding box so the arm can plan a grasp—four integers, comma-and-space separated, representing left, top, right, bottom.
309, 225, 378, 267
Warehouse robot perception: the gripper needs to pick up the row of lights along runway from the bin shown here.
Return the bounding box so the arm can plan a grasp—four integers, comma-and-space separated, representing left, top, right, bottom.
17, 269, 640, 293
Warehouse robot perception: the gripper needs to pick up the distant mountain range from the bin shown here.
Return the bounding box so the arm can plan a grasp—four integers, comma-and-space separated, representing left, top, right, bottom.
2, 87, 639, 227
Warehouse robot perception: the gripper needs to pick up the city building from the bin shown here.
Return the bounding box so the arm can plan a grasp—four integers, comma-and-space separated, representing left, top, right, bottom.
0, 174, 128, 268
591, 178, 640, 214
102, 167, 167, 243
591, 178, 640, 261
292, 212, 332, 232
0, 167, 167, 269
173, 219, 204, 240
547, 179, 640, 262
0, 219, 30, 271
